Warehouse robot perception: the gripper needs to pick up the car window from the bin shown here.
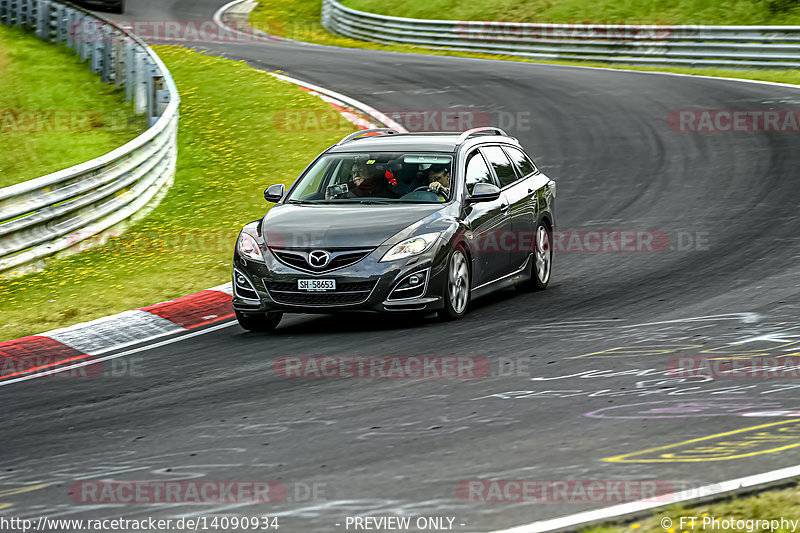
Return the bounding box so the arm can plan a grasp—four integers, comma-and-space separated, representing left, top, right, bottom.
481, 146, 518, 188
503, 146, 537, 177
286, 152, 454, 203
291, 156, 337, 199
464, 151, 493, 195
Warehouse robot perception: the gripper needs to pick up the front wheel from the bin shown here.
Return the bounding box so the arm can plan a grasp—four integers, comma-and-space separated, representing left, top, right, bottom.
438, 248, 470, 321
526, 223, 552, 291
235, 310, 282, 332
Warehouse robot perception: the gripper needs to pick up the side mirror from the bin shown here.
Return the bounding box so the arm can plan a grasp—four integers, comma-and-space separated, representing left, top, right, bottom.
468, 182, 501, 203
264, 184, 286, 203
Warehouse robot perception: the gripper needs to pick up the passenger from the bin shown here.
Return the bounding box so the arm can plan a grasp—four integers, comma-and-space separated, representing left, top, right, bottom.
426, 164, 451, 198
345, 161, 390, 198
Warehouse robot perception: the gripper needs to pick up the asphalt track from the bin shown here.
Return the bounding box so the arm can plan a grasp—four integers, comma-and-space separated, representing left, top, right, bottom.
3, 1, 800, 531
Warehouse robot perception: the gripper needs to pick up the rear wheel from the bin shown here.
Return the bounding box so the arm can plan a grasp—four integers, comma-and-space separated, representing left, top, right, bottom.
527, 223, 552, 291
438, 248, 470, 321
235, 310, 282, 332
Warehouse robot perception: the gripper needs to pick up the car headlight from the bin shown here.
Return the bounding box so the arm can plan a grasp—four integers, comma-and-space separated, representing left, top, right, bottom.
380, 232, 441, 262
237, 232, 263, 261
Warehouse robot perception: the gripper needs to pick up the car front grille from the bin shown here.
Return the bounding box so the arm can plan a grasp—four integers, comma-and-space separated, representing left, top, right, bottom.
264, 280, 378, 307
270, 248, 373, 273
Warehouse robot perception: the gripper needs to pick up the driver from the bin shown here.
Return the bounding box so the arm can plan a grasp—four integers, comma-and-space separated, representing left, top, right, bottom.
345, 161, 390, 198
426, 164, 451, 198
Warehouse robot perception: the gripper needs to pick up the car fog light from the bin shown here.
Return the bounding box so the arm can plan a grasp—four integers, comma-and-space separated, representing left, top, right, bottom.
409, 275, 421, 285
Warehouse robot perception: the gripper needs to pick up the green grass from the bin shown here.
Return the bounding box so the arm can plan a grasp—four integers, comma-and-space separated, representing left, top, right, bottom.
584, 483, 800, 532
342, 0, 800, 25
0, 45, 355, 341
0, 24, 145, 189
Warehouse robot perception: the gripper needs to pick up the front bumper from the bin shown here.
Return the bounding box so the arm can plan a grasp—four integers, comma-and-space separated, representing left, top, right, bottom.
231, 244, 447, 314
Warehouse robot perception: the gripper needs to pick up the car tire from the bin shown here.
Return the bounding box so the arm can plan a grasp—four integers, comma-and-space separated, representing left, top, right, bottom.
526, 222, 552, 291
438, 247, 470, 321
235, 310, 282, 332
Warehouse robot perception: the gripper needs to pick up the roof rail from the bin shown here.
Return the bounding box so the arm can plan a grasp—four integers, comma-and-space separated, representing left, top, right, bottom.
456, 127, 508, 144
337, 128, 400, 145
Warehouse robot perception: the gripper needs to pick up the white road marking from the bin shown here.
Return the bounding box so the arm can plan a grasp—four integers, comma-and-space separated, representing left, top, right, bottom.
489, 464, 800, 532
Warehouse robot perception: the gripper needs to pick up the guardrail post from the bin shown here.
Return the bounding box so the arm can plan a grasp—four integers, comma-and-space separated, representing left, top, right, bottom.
101, 25, 111, 82
35, 0, 48, 38
90, 22, 103, 72
145, 59, 156, 125
125, 39, 135, 101
79, 16, 91, 60
10, 0, 20, 26
155, 79, 169, 120
62, 6, 73, 47
113, 30, 125, 87
133, 48, 147, 114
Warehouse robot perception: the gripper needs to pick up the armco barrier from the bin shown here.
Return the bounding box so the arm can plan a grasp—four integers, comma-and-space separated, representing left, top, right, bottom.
0, 0, 179, 278
322, 0, 800, 69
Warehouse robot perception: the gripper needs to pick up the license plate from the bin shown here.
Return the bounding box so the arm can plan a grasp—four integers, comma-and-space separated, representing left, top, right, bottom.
297, 279, 336, 291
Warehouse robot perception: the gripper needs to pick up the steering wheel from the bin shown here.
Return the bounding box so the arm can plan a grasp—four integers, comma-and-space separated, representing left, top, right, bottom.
410, 186, 448, 201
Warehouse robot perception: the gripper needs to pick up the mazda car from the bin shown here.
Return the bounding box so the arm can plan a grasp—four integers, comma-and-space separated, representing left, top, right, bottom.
232, 127, 556, 331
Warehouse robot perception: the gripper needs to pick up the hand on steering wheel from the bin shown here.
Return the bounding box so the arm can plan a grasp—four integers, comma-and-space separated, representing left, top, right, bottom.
411, 185, 448, 200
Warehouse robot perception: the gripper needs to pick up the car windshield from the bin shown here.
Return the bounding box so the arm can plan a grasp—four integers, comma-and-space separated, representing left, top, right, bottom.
286, 152, 454, 204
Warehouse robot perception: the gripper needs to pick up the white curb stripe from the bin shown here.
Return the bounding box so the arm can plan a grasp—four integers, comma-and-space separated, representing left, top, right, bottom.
47, 310, 182, 355
490, 464, 800, 533
269, 72, 408, 132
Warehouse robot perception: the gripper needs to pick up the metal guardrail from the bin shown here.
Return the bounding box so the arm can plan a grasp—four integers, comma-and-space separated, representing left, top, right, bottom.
322, 0, 800, 69
0, 0, 179, 278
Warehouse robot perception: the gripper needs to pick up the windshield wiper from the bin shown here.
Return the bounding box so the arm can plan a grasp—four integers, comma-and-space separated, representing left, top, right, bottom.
355, 199, 394, 205
287, 199, 326, 205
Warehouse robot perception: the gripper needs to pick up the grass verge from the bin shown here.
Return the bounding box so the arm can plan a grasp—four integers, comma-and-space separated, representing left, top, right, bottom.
0, 45, 355, 341
342, 0, 800, 25
0, 24, 145, 188
584, 483, 800, 532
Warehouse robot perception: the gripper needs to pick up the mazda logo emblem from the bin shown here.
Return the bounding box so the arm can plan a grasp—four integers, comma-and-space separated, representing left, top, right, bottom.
308, 250, 331, 268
